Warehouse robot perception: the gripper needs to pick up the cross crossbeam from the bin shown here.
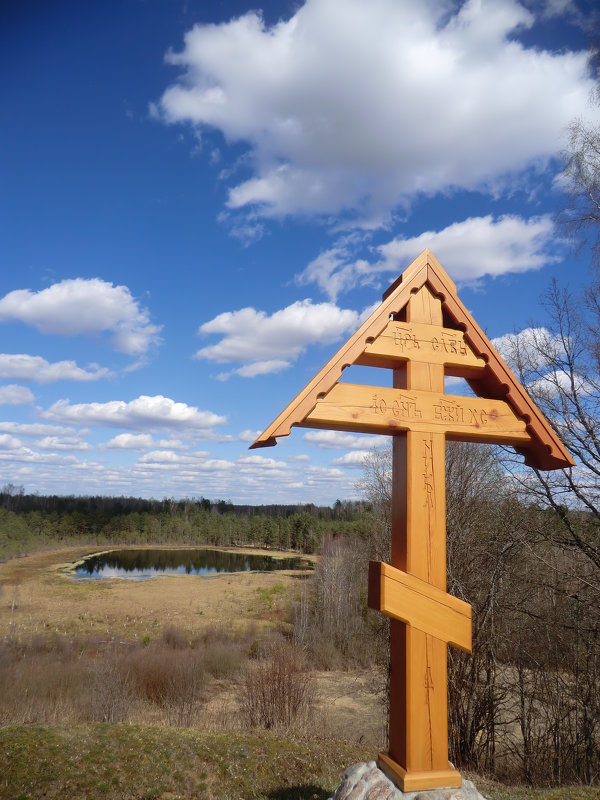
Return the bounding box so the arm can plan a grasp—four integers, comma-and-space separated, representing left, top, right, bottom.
368, 560, 472, 653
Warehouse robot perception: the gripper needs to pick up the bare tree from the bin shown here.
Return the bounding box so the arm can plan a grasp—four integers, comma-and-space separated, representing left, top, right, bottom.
497, 285, 600, 578
558, 87, 600, 262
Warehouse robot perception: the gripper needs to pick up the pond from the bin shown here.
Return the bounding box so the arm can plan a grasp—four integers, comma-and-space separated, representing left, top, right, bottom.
72, 548, 311, 580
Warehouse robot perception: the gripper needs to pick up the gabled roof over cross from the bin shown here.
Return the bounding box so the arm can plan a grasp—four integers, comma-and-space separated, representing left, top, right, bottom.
250, 249, 574, 471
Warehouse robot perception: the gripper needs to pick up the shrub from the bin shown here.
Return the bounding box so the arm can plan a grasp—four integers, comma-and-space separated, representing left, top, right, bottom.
162, 624, 189, 650
238, 641, 315, 731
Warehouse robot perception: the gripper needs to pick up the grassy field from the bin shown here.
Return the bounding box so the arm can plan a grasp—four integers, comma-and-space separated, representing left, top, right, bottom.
1, 724, 598, 800
1, 547, 598, 800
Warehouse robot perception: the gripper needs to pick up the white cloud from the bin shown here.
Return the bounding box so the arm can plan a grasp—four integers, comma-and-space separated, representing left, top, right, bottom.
105, 433, 155, 451
0, 444, 365, 503
377, 215, 561, 282
0, 434, 23, 450
299, 215, 561, 298
36, 436, 91, 452
237, 454, 287, 468
42, 394, 227, 433
157, 439, 188, 450
238, 428, 262, 443
0, 384, 34, 405
235, 359, 290, 378
288, 453, 311, 463
306, 465, 344, 478
303, 430, 388, 450
0, 354, 110, 383
0, 279, 162, 355
0, 442, 79, 466
156, 0, 598, 225
492, 327, 589, 398
492, 326, 558, 372
0, 422, 80, 437
331, 450, 371, 467
138, 450, 210, 465
197, 299, 360, 374
217, 360, 290, 381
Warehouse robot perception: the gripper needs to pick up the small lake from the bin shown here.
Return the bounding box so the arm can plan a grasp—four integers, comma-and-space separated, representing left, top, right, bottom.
72, 548, 311, 580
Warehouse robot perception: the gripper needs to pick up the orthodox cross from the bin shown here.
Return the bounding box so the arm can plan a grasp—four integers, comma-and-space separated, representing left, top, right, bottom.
251, 250, 573, 792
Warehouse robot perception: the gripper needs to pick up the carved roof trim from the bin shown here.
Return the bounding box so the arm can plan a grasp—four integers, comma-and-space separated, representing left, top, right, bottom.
250, 249, 574, 470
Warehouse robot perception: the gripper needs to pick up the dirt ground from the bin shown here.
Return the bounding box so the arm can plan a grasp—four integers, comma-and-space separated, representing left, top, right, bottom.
0, 545, 387, 748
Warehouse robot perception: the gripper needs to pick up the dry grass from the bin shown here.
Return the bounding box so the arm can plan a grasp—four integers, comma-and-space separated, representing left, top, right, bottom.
0, 544, 311, 641
2, 546, 595, 798
0, 545, 384, 744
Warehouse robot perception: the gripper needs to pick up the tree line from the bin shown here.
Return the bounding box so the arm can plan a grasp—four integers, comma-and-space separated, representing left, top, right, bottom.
0, 487, 369, 560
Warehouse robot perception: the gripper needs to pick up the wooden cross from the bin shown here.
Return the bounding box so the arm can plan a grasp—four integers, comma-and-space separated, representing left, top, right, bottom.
251, 250, 573, 792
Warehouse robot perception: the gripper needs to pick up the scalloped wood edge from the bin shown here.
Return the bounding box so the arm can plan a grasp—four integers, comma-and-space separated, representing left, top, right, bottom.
250, 249, 574, 471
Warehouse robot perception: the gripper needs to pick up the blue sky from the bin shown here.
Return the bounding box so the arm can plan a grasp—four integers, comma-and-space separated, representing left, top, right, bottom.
1, 0, 599, 504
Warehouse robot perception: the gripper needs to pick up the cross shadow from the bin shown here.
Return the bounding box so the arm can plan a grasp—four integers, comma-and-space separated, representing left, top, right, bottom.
267, 785, 331, 800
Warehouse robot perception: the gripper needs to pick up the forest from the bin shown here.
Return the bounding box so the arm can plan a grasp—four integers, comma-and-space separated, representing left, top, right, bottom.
0, 487, 368, 559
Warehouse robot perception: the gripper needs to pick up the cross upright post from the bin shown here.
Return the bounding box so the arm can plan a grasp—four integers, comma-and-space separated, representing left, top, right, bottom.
383, 284, 459, 789
250, 250, 574, 794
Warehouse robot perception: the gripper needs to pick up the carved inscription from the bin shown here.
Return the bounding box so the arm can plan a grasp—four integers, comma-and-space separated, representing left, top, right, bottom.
433, 400, 489, 428
362, 321, 486, 372
393, 329, 420, 353
430, 331, 467, 357
422, 437, 434, 509
372, 393, 422, 420
303, 383, 529, 443
424, 662, 435, 690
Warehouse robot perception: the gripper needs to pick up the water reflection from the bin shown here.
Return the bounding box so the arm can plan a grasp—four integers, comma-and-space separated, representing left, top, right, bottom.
73, 548, 310, 580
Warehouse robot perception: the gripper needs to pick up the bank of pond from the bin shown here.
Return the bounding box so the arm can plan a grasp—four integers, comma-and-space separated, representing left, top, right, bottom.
72, 547, 313, 580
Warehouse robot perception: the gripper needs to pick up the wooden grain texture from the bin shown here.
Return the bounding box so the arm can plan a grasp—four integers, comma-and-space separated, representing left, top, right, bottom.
249, 250, 430, 449
384, 286, 461, 790
378, 753, 464, 792
424, 253, 575, 470
250, 248, 573, 471
303, 383, 530, 444
357, 320, 486, 374
368, 560, 472, 652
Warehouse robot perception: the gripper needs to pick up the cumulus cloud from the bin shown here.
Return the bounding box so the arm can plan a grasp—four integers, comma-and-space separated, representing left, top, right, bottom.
238, 428, 262, 443
138, 450, 211, 465
36, 436, 91, 452
197, 299, 361, 376
217, 360, 290, 381
42, 394, 227, 433
105, 433, 155, 451
0, 440, 79, 466
0, 434, 23, 450
303, 430, 388, 450
156, 0, 598, 225
0, 354, 110, 383
299, 215, 561, 298
237, 454, 287, 468
491, 327, 589, 398
104, 433, 189, 451
0, 422, 80, 437
0, 384, 34, 405
0, 279, 162, 356
492, 326, 559, 372
331, 450, 371, 466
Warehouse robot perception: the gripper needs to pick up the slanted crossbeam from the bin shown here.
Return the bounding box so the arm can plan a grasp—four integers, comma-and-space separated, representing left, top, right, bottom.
368, 561, 471, 653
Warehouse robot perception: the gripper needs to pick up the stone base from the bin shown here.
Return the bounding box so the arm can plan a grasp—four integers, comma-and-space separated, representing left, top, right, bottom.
330, 762, 488, 800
